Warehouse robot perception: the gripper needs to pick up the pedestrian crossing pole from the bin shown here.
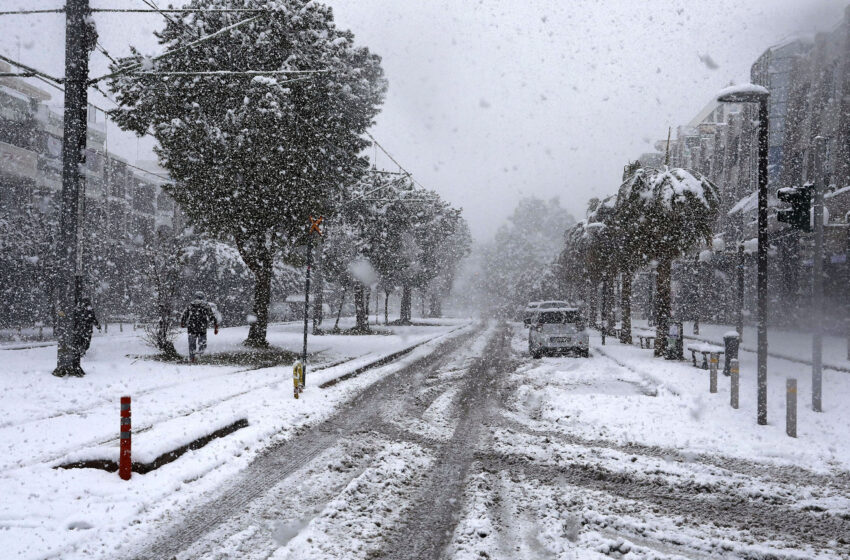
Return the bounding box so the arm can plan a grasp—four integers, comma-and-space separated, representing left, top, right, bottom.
301, 216, 323, 388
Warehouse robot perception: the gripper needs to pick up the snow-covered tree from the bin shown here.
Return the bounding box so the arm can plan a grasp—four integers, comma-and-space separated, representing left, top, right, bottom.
141, 230, 184, 359
107, 0, 387, 347
621, 166, 720, 355
479, 197, 576, 318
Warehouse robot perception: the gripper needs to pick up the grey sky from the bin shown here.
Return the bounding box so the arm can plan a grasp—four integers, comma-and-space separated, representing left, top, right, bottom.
1, 0, 845, 238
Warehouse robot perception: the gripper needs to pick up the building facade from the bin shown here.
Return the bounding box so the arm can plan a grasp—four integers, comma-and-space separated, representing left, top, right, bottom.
0, 62, 181, 326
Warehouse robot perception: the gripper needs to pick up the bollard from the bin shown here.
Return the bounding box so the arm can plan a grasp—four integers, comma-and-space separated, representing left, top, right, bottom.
786, 378, 797, 438
293, 362, 304, 399
601, 331, 606, 345
723, 332, 739, 376
119, 396, 132, 480
730, 359, 739, 409
709, 353, 718, 393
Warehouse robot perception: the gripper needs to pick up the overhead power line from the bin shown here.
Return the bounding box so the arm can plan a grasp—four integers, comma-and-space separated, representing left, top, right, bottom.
364, 131, 430, 191
90, 11, 269, 84
0, 9, 64, 15
91, 8, 273, 13
133, 69, 327, 77
95, 42, 118, 65
0, 52, 63, 83
0, 8, 275, 15
139, 0, 202, 40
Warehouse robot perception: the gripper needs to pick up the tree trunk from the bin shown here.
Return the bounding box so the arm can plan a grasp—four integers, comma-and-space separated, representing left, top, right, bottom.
620, 271, 633, 344
354, 283, 370, 332
334, 286, 347, 331
374, 286, 379, 324
384, 290, 390, 324
587, 278, 598, 328
400, 284, 412, 324
428, 290, 442, 318
604, 275, 616, 335
654, 257, 672, 357
245, 250, 272, 347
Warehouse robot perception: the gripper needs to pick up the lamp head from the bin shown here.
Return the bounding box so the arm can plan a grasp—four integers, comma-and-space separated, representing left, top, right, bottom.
716, 84, 770, 104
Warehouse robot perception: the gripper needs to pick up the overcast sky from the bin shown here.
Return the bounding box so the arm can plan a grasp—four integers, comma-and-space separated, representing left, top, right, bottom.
1, 0, 845, 239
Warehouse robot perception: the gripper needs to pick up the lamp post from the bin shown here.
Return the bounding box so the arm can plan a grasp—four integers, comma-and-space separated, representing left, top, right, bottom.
718, 84, 770, 425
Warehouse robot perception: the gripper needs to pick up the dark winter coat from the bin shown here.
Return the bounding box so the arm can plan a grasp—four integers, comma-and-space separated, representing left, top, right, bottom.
74, 300, 99, 353
181, 300, 218, 334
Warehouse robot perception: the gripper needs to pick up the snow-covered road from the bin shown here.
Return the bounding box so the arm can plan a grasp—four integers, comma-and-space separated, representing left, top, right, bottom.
117, 322, 849, 559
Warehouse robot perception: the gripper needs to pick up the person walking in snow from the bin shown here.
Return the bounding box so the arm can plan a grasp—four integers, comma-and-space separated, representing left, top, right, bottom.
74, 297, 100, 358
180, 291, 218, 362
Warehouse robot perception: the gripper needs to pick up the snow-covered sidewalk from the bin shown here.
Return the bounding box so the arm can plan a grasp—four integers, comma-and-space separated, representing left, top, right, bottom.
0, 318, 472, 560
508, 324, 850, 472
474, 325, 850, 558
634, 318, 850, 372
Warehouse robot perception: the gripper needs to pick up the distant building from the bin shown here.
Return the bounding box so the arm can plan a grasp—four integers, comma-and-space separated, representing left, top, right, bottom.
0, 61, 183, 322
0, 61, 179, 245
750, 38, 813, 188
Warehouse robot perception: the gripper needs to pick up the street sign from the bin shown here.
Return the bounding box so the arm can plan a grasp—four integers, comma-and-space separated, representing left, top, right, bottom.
309, 215, 323, 235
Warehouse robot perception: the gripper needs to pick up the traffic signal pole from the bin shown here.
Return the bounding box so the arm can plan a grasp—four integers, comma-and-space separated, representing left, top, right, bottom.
53, 0, 93, 378
812, 136, 827, 413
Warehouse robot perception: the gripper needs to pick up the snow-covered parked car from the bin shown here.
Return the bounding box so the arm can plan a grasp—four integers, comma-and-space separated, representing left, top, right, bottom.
522, 301, 542, 326
523, 300, 569, 327
528, 307, 589, 358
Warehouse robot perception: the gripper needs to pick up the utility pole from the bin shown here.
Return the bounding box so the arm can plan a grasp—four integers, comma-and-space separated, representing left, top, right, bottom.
812, 136, 827, 413
53, 0, 94, 378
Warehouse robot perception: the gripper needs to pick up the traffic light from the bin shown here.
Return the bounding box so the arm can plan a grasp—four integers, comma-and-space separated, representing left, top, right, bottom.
776, 185, 812, 232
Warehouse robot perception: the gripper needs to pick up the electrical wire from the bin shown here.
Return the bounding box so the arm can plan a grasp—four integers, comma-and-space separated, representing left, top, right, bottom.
364, 131, 430, 192
0, 52, 63, 83
0, 9, 64, 15
138, 0, 202, 40
95, 42, 119, 66
90, 11, 269, 84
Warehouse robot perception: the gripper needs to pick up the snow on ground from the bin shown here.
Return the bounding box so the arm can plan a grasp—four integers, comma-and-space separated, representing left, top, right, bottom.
270, 438, 434, 560
0, 318, 472, 560
448, 325, 850, 559
504, 323, 850, 472
607, 323, 850, 471
445, 324, 850, 559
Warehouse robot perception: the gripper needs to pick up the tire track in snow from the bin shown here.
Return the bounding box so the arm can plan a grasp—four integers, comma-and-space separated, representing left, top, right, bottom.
380, 325, 515, 559
126, 324, 484, 560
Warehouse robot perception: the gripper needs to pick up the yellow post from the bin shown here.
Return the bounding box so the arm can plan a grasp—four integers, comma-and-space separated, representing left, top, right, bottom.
293, 361, 303, 399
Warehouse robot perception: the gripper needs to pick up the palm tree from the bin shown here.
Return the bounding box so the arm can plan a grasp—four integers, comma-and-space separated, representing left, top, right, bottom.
621, 166, 720, 356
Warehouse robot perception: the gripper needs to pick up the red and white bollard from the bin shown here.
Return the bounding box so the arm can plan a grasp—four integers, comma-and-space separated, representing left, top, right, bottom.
119, 396, 131, 480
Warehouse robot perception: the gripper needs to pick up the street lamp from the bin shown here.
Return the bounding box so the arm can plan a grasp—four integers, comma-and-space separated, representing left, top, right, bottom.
717, 84, 770, 425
